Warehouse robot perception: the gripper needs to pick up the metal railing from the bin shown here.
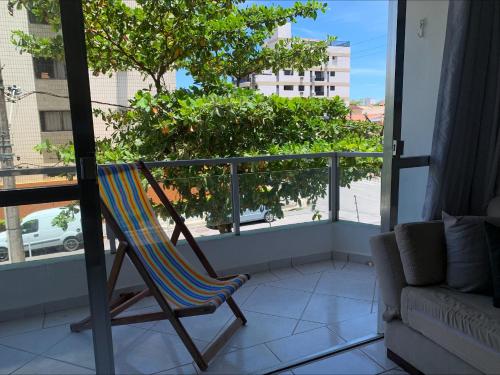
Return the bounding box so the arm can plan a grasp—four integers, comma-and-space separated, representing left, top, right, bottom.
0, 152, 383, 239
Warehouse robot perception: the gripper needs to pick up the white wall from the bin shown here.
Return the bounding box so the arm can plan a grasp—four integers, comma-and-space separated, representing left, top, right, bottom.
397, 0, 449, 223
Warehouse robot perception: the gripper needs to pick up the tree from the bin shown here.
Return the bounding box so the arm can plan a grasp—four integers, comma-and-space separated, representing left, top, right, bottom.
8, 0, 330, 91
37, 88, 382, 232
10, 0, 382, 233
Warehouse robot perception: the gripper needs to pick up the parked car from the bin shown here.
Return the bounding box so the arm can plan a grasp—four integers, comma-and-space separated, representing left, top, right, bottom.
0, 207, 83, 262
206, 205, 274, 229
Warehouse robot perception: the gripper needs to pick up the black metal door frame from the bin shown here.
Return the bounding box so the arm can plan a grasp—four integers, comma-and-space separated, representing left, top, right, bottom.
0, 1, 115, 373
59, 1, 115, 373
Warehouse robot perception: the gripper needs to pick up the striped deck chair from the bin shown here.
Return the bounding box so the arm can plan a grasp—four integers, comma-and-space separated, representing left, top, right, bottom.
70, 161, 249, 370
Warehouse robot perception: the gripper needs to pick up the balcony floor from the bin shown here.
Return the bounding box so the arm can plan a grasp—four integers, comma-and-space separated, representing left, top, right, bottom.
0, 260, 390, 374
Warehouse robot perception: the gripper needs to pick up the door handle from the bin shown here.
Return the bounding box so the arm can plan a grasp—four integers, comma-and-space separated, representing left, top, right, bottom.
33, 234, 39, 237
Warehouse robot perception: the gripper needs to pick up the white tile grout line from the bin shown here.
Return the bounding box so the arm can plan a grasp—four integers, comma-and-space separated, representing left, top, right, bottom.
290, 270, 323, 335
13, 353, 96, 375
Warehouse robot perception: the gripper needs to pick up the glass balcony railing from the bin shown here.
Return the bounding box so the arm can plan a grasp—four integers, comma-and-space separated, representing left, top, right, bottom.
0, 152, 382, 263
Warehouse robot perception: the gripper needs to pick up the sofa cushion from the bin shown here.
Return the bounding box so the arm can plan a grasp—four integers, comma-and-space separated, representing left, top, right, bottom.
401, 286, 500, 374
442, 212, 499, 293
394, 221, 446, 286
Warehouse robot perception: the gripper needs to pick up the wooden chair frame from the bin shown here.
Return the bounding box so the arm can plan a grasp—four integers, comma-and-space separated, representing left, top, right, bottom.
71, 161, 248, 371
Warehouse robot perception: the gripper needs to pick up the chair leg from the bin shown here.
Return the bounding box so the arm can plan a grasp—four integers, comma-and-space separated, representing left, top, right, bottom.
226, 297, 247, 325
169, 315, 208, 371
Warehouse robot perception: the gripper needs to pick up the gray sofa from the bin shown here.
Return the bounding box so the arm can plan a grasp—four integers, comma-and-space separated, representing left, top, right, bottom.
371, 223, 500, 374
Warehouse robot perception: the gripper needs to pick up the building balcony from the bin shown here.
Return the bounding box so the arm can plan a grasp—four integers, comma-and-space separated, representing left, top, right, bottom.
0, 152, 383, 374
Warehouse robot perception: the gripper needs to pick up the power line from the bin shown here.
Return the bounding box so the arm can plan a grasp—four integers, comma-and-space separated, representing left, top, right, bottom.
352, 43, 387, 55
351, 47, 386, 60
14, 90, 131, 109
350, 34, 387, 46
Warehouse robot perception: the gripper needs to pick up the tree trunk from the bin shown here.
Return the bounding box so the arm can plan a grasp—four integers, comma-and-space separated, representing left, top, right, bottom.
0, 65, 25, 263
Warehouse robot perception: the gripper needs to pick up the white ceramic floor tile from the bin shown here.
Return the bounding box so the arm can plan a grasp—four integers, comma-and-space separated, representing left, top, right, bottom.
293, 349, 384, 375
126, 296, 159, 312
302, 294, 372, 325
203, 344, 280, 374
293, 320, 325, 334
0, 315, 44, 339
45, 325, 146, 370
243, 285, 311, 319
243, 271, 279, 287
328, 313, 378, 342
157, 363, 199, 374
270, 267, 303, 280
315, 271, 375, 301
266, 273, 321, 293
293, 260, 335, 275
0, 345, 35, 375
114, 330, 203, 375
0, 324, 71, 355
343, 262, 376, 276
13, 356, 94, 374
266, 327, 345, 362
43, 306, 89, 329
360, 340, 397, 370
224, 311, 296, 348
151, 305, 232, 342
230, 285, 258, 305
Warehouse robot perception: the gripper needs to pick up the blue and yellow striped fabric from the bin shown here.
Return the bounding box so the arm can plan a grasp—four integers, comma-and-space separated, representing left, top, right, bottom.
98, 164, 248, 309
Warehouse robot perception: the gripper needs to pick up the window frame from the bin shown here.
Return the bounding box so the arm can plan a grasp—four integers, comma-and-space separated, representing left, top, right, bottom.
39, 111, 73, 132
33, 58, 67, 79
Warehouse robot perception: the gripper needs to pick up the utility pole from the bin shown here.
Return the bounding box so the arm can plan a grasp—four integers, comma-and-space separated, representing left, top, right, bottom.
0, 63, 25, 263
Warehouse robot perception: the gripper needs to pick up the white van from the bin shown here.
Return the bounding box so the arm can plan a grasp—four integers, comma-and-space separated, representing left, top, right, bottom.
0, 207, 83, 262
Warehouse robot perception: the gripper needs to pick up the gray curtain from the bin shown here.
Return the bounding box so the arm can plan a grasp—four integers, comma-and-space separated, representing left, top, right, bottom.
423, 0, 500, 220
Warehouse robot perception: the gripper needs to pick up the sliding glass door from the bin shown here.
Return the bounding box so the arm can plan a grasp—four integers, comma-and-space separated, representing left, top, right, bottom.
0, 1, 114, 373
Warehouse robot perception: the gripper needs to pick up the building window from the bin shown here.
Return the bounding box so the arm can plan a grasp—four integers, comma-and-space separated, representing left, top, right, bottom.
283, 85, 294, 91
33, 58, 67, 79
40, 111, 72, 132
298, 70, 305, 77
314, 71, 325, 81
28, 10, 49, 24
330, 86, 336, 91
314, 86, 324, 96
283, 70, 293, 76
298, 85, 305, 92
331, 56, 337, 62
330, 71, 336, 77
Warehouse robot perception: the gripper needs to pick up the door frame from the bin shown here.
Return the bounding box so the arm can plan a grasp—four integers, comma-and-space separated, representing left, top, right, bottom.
0, 1, 115, 373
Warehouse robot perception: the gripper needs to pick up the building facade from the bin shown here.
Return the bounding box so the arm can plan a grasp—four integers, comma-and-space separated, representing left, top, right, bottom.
0, 7, 175, 184
239, 24, 350, 103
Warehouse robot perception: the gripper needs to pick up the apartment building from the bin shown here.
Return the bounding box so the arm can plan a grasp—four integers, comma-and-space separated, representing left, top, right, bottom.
239, 24, 350, 103
0, 7, 175, 181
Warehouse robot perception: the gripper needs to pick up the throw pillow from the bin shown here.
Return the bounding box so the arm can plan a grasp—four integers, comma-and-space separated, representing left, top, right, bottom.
484, 221, 500, 307
394, 221, 446, 286
442, 212, 499, 293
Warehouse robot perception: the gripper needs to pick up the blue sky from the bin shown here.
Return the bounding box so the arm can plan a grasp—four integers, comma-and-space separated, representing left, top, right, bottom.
176, 0, 388, 101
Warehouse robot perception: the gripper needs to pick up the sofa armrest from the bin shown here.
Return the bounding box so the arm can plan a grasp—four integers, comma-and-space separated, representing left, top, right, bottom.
370, 232, 407, 321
